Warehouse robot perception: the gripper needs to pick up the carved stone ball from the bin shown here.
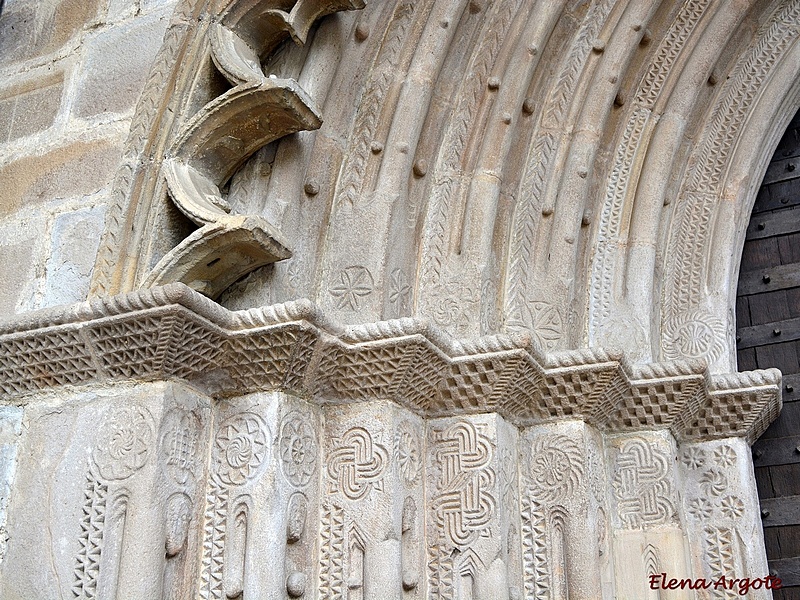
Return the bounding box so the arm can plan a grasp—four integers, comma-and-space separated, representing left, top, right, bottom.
286, 572, 306, 597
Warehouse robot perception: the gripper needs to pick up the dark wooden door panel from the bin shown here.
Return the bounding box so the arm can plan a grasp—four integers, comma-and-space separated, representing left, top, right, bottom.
737, 108, 800, 599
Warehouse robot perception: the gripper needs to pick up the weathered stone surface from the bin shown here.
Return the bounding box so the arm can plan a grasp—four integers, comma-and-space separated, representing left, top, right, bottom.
42, 205, 106, 307
1, 0, 798, 597
72, 7, 170, 118
0, 0, 103, 65
0, 74, 63, 143
0, 406, 22, 564
0, 138, 121, 216
0, 381, 210, 599
0, 237, 36, 316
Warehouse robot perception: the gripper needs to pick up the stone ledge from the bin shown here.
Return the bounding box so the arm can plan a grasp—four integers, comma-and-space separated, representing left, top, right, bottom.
0, 283, 781, 443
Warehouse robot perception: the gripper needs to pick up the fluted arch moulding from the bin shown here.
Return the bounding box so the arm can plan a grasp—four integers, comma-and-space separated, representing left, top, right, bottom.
2, 0, 795, 598
90, 0, 800, 372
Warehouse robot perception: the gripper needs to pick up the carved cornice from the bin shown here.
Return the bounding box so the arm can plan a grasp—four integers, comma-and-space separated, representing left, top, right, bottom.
0, 284, 780, 443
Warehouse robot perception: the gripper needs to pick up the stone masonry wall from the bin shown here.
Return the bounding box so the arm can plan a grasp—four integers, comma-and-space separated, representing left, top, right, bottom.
0, 0, 177, 314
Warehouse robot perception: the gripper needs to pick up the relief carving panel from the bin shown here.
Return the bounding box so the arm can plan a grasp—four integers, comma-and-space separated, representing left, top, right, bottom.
611, 437, 676, 529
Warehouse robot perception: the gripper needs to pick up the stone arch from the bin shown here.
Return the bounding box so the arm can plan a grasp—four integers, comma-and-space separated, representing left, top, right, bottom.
656, 0, 800, 372
3, 1, 795, 599
89, 0, 800, 376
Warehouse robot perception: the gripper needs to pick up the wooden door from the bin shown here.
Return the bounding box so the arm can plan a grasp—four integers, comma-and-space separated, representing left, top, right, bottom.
738, 109, 800, 599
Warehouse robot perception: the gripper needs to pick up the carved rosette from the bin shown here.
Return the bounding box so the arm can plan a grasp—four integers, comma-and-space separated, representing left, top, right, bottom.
94, 406, 156, 481
279, 411, 319, 488
662, 308, 725, 363
528, 434, 584, 505
213, 412, 269, 487
679, 440, 760, 596
73, 405, 156, 599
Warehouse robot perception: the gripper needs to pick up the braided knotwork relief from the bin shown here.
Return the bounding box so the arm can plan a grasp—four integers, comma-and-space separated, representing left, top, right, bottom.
327, 427, 388, 501
430, 421, 496, 547
612, 438, 676, 529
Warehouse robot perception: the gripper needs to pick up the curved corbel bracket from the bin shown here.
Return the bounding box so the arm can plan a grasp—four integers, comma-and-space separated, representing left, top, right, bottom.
145, 0, 364, 300
287, 0, 366, 43
164, 77, 321, 225
219, 0, 365, 63
210, 24, 264, 85
144, 215, 291, 300
268, 0, 367, 45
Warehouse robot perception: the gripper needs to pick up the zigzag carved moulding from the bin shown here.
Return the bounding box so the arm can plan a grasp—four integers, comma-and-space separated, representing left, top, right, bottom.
0, 283, 780, 443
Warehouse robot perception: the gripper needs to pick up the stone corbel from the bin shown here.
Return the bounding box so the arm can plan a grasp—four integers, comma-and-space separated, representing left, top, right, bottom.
214, 0, 366, 73
144, 0, 364, 299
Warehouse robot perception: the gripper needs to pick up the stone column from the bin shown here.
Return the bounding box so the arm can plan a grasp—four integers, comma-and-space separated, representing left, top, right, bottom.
426, 413, 521, 600
679, 438, 773, 599
518, 421, 607, 600
0, 380, 211, 600
197, 390, 322, 600
320, 400, 425, 600
607, 431, 692, 600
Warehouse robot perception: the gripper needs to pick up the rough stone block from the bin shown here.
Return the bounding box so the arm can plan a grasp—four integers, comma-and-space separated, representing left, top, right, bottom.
72, 9, 170, 118
42, 205, 106, 307
0, 95, 13, 143
0, 237, 36, 315
0, 73, 64, 143
0, 138, 121, 216
0, 0, 102, 65
140, 0, 180, 13
0, 3, 38, 66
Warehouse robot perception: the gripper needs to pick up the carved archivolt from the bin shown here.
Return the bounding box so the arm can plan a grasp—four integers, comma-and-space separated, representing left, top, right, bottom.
89, 0, 800, 375
8, 2, 798, 597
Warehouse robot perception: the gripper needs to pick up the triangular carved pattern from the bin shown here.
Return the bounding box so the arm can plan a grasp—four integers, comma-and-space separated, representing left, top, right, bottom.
319, 503, 345, 599
225, 328, 298, 391
427, 545, 455, 600
72, 469, 108, 600
393, 344, 448, 413
88, 315, 168, 378
0, 287, 780, 443
169, 316, 226, 378
703, 526, 738, 600
521, 492, 550, 600
0, 330, 95, 393
199, 481, 228, 600
319, 342, 414, 399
